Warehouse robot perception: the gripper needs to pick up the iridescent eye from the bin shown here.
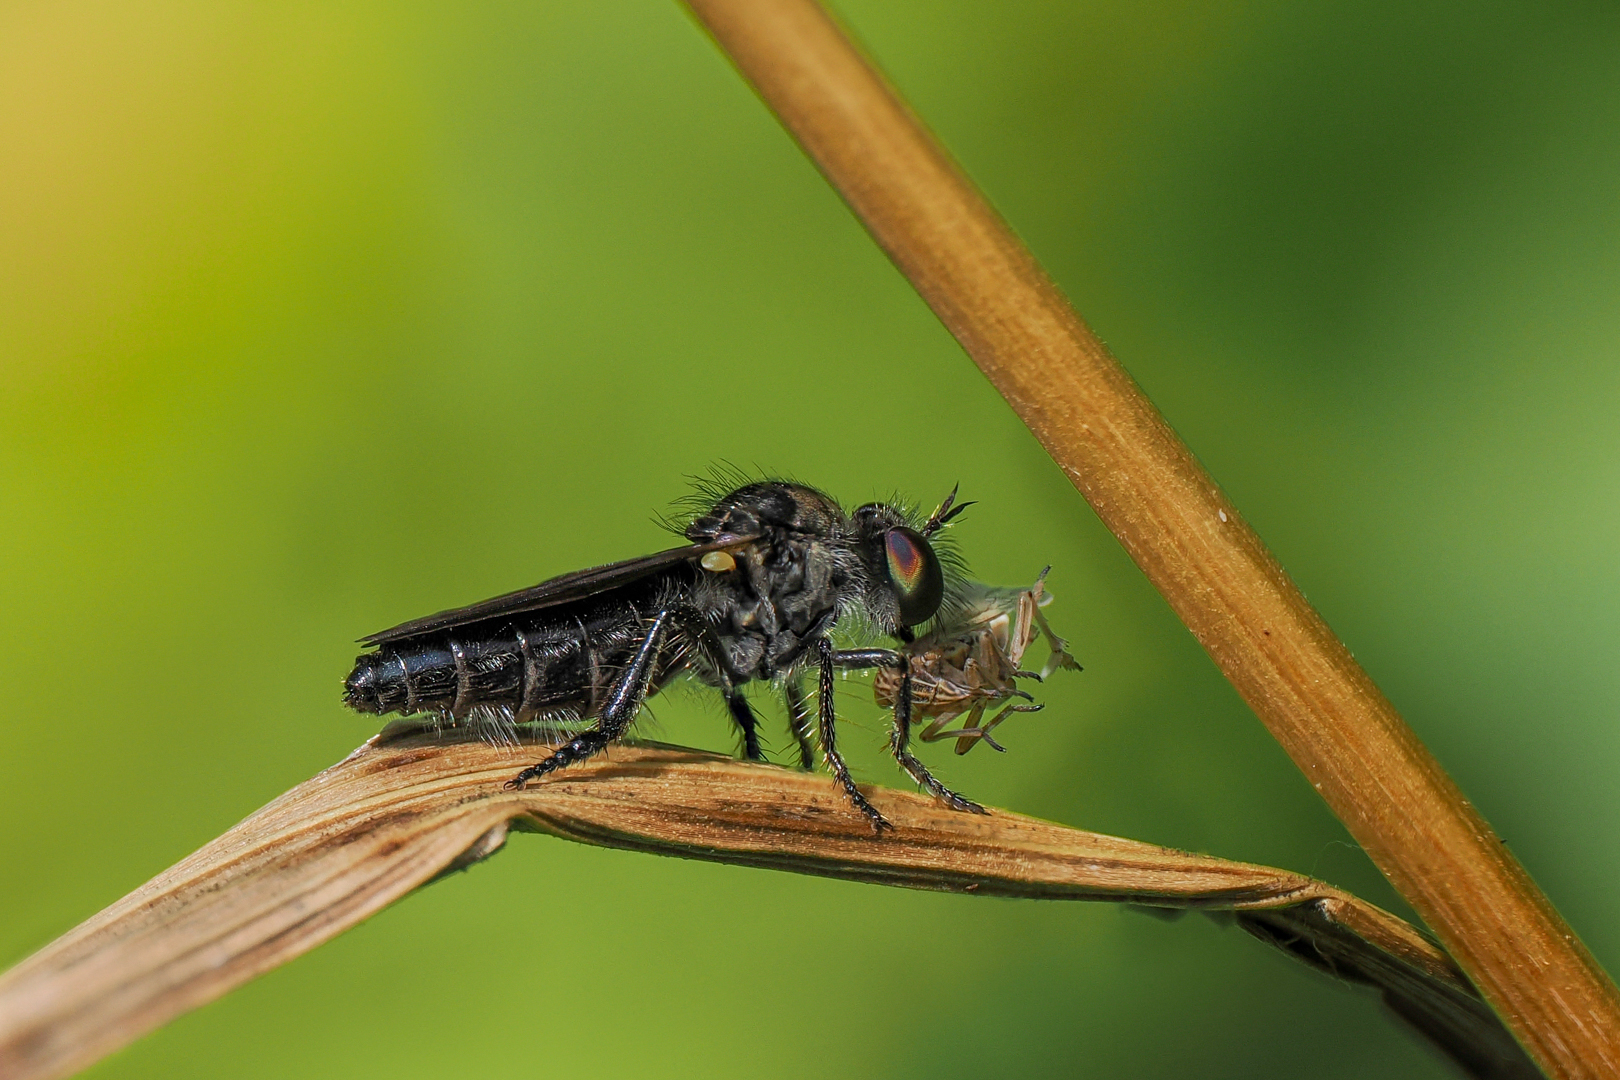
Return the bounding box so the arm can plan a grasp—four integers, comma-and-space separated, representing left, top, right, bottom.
885, 527, 944, 626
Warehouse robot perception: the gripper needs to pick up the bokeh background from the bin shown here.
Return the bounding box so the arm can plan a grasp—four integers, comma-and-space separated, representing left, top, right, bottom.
3, 1, 1618, 1076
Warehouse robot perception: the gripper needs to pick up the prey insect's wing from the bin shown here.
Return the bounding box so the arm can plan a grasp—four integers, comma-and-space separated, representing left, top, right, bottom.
359, 537, 754, 645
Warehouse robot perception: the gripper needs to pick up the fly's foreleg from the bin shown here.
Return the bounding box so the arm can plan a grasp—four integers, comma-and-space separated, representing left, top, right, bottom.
504, 608, 673, 789
826, 646, 984, 813
817, 639, 890, 833
883, 661, 987, 815
783, 678, 817, 771
827, 648, 904, 670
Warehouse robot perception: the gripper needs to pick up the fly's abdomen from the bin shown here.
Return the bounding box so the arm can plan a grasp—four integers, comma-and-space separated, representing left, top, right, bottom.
343, 602, 657, 724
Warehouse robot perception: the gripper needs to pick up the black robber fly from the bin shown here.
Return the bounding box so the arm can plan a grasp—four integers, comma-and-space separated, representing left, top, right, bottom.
343, 479, 979, 832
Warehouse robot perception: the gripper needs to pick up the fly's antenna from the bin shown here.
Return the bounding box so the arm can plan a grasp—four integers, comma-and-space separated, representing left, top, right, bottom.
921, 484, 974, 537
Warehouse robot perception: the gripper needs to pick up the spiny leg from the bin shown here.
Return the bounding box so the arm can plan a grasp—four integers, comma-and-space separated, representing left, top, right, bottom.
886, 662, 987, 814
726, 691, 766, 762
504, 608, 673, 789
826, 647, 904, 670
782, 677, 818, 771
825, 648, 987, 812
665, 606, 758, 761
816, 639, 890, 833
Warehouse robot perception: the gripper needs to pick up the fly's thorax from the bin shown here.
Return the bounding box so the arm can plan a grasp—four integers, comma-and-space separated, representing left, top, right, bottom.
683, 481, 863, 681
684, 480, 847, 547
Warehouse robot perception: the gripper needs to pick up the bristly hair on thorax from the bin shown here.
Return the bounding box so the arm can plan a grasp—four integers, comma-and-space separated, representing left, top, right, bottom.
658, 465, 973, 645
655, 462, 793, 537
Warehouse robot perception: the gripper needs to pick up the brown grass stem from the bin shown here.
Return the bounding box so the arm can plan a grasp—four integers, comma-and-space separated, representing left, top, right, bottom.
0, 734, 1537, 1080
676, 1, 1620, 1075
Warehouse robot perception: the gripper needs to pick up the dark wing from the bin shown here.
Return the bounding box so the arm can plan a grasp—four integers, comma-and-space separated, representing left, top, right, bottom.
360, 538, 751, 645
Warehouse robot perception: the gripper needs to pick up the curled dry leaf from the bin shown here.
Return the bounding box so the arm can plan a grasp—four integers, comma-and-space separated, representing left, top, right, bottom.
0, 731, 1537, 1080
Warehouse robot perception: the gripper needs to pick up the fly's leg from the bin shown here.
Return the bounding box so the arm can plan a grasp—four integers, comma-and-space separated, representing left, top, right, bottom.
783, 678, 818, 771
816, 639, 891, 833
662, 607, 763, 762
827, 648, 905, 670
725, 692, 766, 762
826, 648, 986, 816
885, 661, 987, 815
504, 609, 673, 789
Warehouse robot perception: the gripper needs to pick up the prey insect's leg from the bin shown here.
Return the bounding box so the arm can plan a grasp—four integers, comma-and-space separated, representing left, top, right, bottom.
887, 663, 987, 815
919, 701, 985, 744
783, 678, 818, 771
816, 638, 890, 833
725, 692, 766, 762
504, 609, 673, 789
947, 690, 1037, 755
1031, 606, 1082, 679
965, 699, 1042, 754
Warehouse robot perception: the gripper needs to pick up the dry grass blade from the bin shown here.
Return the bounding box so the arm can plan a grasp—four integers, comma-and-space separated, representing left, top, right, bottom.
676, 2, 1620, 1074
0, 732, 1536, 1080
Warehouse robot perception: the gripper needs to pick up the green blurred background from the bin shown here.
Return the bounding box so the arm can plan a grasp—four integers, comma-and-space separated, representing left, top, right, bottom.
3, 1, 1617, 1076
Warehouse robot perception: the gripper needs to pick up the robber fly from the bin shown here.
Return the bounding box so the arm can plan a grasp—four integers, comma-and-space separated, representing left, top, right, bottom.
344, 479, 984, 832
874, 569, 1081, 755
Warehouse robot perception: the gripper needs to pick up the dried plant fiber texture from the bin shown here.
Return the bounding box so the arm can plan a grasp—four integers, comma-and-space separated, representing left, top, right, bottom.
0, 732, 1537, 1080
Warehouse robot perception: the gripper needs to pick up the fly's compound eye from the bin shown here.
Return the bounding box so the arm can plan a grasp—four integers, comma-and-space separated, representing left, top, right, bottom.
884, 527, 944, 626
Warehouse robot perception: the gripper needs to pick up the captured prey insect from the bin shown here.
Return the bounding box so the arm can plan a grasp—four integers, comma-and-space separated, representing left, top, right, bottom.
343, 479, 992, 832
873, 569, 1081, 756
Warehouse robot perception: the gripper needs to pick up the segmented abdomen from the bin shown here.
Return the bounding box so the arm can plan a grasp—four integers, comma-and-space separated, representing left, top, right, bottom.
343, 593, 675, 724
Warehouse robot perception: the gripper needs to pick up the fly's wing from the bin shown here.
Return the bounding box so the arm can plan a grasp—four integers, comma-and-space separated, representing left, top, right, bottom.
360, 538, 751, 645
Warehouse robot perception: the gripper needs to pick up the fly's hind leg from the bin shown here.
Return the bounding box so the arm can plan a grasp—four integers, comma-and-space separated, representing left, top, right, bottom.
783, 678, 817, 771
505, 608, 673, 789
815, 639, 890, 833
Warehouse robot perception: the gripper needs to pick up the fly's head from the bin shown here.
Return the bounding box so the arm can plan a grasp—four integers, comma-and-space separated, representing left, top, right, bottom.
852, 486, 969, 636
